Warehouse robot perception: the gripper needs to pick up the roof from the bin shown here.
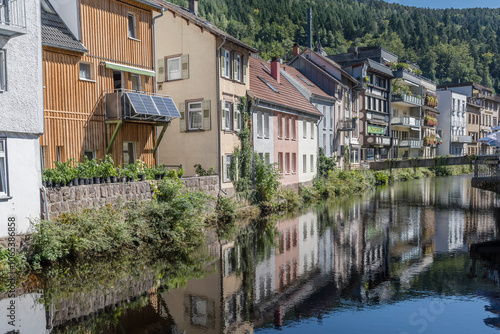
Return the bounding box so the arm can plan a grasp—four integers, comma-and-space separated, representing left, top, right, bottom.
155, 0, 258, 53
437, 82, 494, 93
281, 65, 334, 100
301, 48, 358, 84
136, 0, 162, 9
41, 0, 87, 53
248, 57, 322, 117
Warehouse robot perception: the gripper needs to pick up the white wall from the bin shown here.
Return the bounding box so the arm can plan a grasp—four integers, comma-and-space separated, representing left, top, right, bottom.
0, 293, 46, 333
317, 101, 336, 158
253, 107, 274, 164
298, 118, 318, 183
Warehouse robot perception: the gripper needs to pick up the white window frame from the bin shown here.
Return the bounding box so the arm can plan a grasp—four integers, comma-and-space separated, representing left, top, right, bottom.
303, 120, 307, 138
310, 154, 314, 172
264, 113, 270, 138
127, 13, 137, 39
188, 101, 203, 130
224, 49, 231, 78
223, 101, 232, 130
0, 138, 8, 197
257, 111, 263, 137
310, 121, 314, 139
285, 153, 290, 174
123, 141, 136, 166
278, 152, 283, 174
0, 50, 6, 91
79, 62, 93, 81
292, 153, 296, 174
224, 154, 232, 182
130, 73, 141, 92
236, 53, 242, 82
167, 57, 181, 81
235, 105, 241, 132
303, 154, 307, 173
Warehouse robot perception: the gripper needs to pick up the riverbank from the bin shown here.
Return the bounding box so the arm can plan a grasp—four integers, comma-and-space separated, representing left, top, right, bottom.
0, 165, 473, 277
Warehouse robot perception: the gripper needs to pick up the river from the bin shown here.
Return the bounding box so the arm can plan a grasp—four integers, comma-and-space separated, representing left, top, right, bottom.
2, 175, 500, 333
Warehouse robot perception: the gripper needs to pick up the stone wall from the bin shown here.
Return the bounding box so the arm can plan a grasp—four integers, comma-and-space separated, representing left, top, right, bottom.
43, 176, 220, 220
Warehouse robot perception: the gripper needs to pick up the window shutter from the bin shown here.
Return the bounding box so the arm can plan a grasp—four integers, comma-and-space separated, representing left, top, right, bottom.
220, 100, 226, 130
242, 56, 247, 83
233, 103, 238, 131
221, 48, 226, 77
222, 155, 227, 182
202, 100, 211, 131
157, 59, 165, 82
232, 53, 237, 80
181, 54, 189, 79
179, 102, 186, 132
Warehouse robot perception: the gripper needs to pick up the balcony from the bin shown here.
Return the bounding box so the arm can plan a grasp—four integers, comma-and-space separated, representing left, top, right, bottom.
392, 93, 422, 106
337, 118, 355, 131
0, 0, 27, 37
105, 89, 180, 124
364, 135, 392, 147
452, 135, 473, 143
391, 116, 421, 127
399, 138, 421, 148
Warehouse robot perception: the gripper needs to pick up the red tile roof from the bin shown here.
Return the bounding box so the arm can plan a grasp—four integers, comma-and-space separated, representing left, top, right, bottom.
281, 65, 334, 100
249, 57, 322, 117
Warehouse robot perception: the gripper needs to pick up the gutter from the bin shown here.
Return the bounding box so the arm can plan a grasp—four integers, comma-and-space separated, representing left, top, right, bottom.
152, 7, 165, 166
216, 36, 227, 191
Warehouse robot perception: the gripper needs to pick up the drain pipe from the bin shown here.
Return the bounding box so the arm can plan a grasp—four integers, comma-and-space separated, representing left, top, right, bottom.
216, 36, 227, 192
153, 7, 165, 166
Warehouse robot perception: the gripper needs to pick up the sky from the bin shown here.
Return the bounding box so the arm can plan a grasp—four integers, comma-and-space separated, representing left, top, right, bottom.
385, 0, 500, 9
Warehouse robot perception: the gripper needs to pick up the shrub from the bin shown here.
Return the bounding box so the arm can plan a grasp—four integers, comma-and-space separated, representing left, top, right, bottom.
278, 188, 302, 211
253, 153, 281, 203
300, 184, 321, 202
375, 171, 390, 185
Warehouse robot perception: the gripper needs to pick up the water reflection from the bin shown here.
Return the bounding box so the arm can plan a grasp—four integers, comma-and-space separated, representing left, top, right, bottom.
2, 175, 500, 333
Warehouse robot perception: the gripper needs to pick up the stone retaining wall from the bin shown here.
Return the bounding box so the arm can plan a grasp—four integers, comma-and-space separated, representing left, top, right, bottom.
43, 176, 220, 220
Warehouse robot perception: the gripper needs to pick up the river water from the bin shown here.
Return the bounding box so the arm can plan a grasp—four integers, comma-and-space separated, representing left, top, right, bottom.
2, 175, 500, 333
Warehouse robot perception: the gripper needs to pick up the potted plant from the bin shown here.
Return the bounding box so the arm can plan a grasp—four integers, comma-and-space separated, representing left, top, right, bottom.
136, 159, 147, 181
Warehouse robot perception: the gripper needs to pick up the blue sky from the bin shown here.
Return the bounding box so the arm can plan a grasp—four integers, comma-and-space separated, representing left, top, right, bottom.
385, 0, 500, 9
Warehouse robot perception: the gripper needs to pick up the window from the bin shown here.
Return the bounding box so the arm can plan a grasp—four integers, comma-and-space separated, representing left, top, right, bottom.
257, 111, 263, 137
292, 153, 296, 173
223, 49, 231, 78
278, 115, 282, 138
330, 106, 334, 129
303, 154, 307, 173
224, 155, 232, 182
127, 13, 137, 39
0, 139, 7, 196
235, 105, 241, 131
323, 134, 326, 152
310, 155, 314, 172
285, 153, 290, 174
123, 142, 136, 165
56, 146, 62, 162
189, 102, 203, 130
330, 134, 334, 153
265, 153, 270, 165
235, 54, 242, 81
303, 120, 307, 138
223, 101, 232, 130
285, 117, 290, 139
131, 74, 141, 91
291, 118, 295, 139
79, 62, 92, 80
167, 57, 181, 81
83, 150, 96, 161
264, 113, 270, 138
278, 153, 283, 174
0, 50, 5, 91
323, 106, 327, 129
310, 121, 314, 139
191, 296, 209, 327
40, 146, 46, 170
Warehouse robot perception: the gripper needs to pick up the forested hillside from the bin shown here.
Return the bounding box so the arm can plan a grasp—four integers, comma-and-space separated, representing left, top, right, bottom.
168, 0, 500, 91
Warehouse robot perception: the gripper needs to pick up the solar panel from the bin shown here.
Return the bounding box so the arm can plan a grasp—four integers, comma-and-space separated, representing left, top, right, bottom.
127, 93, 159, 115
152, 96, 181, 118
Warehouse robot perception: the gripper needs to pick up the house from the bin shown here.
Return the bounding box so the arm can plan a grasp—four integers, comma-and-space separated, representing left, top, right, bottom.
248, 57, 322, 187
154, 0, 257, 194
329, 47, 396, 162
436, 89, 471, 156
288, 48, 363, 169
40, 0, 177, 169
0, 0, 44, 236
437, 82, 499, 155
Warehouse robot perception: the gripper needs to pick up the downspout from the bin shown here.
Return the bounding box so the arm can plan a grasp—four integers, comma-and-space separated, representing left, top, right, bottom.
152, 7, 165, 166
217, 36, 227, 192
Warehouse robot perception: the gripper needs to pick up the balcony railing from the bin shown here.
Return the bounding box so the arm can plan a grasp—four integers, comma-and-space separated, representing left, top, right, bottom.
391, 116, 421, 127
392, 93, 422, 106
399, 138, 421, 148
363, 135, 392, 147
452, 135, 473, 143
0, 0, 27, 37
337, 118, 355, 131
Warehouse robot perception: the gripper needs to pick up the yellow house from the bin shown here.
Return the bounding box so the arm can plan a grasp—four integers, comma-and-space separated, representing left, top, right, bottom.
155, 0, 257, 193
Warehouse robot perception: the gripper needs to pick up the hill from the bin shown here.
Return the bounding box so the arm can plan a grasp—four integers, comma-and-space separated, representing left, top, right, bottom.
168, 0, 500, 91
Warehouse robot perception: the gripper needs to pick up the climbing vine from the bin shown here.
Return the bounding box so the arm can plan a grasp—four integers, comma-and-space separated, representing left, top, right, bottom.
230, 97, 253, 194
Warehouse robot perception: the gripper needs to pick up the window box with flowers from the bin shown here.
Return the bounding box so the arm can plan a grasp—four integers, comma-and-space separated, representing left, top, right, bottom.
424, 95, 439, 108
424, 115, 438, 127
423, 136, 439, 146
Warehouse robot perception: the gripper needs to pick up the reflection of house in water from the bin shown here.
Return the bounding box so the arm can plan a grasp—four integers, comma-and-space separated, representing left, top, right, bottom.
299, 211, 319, 277
435, 209, 465, 253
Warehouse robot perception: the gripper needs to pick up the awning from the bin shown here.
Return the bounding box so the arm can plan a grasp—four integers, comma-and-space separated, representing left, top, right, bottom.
105, 62, 155, 77
367, 119, 388, 126
410, 127, 420, 131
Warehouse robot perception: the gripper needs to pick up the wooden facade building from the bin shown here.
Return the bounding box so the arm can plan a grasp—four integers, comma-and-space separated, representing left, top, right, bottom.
40, 0, 175, 168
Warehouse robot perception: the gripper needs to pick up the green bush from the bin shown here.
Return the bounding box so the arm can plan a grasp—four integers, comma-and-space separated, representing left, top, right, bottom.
253, 153, 281, 203
375, 171, 390, 185
300, 184, 321, 202
278, 188, 302, 211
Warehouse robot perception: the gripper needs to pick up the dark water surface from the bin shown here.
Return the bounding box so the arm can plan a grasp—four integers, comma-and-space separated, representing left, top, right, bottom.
3, 175, 500, 334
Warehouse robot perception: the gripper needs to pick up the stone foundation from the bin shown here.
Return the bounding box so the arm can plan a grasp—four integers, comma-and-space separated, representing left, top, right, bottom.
43, 176, 220, 220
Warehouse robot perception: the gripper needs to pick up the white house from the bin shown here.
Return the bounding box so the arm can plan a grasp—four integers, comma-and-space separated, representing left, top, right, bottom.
436, 89, 470, 156
0, 0, 44, 236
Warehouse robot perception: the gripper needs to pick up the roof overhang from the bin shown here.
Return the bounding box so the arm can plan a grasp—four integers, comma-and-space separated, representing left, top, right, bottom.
105, 62, 155, 77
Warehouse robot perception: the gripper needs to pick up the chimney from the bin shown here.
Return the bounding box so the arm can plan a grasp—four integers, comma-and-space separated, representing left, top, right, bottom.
293, 43, 300, 57
189, 0, 198, 15
271, 57, 280, 84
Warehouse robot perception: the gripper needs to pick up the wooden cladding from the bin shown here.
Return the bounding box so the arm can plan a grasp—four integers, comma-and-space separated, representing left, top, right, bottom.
79, 0, 154, 70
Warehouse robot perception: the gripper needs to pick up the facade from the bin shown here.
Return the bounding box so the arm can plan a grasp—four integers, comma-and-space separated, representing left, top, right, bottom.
248, 57, 322, 187
289, 48, 363, 169
421, 91, 440, 158
436, 89, 470, 156
0, 0, 44, 236
40, 0, 173, 169
466, 101, 481, 155
330, 47, 397, 162
438, 82, 498, 155
155, 0, 257, 193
